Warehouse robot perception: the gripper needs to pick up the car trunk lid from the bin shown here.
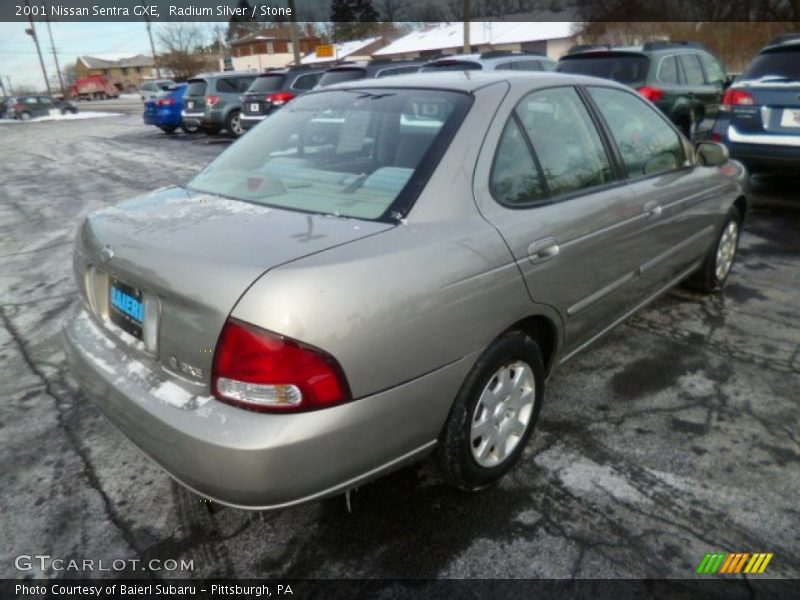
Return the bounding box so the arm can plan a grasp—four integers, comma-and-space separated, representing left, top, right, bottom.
75, 186, 393, 391
729, 80, 800, 135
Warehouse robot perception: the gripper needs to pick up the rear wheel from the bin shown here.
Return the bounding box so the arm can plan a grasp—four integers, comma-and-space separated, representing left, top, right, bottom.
159, 125, 177, 134
687, 207, 742, 293
226, 110, 244, 137
435, 331, 545, 491
19, 111, 31, 121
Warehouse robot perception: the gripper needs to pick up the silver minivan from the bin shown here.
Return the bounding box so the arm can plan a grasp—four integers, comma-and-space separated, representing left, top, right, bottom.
64, 72, 747, 509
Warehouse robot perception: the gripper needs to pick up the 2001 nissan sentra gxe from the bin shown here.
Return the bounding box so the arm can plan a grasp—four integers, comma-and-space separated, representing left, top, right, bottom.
64, 72, 748, 509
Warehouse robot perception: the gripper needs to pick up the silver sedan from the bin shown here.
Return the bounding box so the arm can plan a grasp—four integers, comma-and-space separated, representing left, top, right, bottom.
64, 72, 748, 509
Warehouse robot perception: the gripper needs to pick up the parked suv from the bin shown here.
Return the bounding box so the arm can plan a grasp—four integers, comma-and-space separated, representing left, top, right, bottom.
240, 67, 326, 132
556, 41, 730, 139
314, 59, 425, 88
182, 72, 257, 136
711, 34, 800, 172
420, 51, 556, 73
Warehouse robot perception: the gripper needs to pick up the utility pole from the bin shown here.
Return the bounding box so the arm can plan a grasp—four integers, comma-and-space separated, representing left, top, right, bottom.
24, 0, 52, 96
462, 0, 471, 54
44, 7, 66, 97
141, 3, 162, 79
288, 0, 301, 66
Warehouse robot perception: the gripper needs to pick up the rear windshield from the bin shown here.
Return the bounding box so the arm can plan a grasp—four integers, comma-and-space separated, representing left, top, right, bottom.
249, 74, 287, 93
185, 80, 207, 96
420, 61, 482, 72
188, 89, 471, 221
741, 48, 800, 81
376, 65, 421, 77
556, 54, 650, 85
317, 69, 366, 87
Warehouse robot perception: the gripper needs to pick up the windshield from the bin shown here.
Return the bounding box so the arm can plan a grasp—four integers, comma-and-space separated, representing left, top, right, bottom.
317, 69, 366, 87
249, 74, 287, 93
557, 55, 650, 85
188, 89, 471, 221
741, 48, 800, 81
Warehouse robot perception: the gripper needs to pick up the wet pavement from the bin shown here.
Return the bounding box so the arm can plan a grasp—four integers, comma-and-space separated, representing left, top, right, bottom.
1, 116, 798, 581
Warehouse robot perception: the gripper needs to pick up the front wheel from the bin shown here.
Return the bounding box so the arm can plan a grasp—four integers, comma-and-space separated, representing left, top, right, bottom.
225, 110, 244, 137
687, 208, 742, 293
435, 331, 545, 491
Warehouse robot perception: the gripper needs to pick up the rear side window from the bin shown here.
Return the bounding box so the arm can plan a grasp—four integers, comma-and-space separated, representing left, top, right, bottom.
516, 87, 613, 197
317, 69, 366, 87
250, 75, 287, 93
490, 119, 546, 205
512, 60, 544, 71
556, 55, 650, 85
658, 55, 681, 84
588, 86, 683, 178
700, 54, 726, 85
185, 80, 207, 96
292, 72, 322, 89
741, 48, 800, 80
420, 61, 482, 72
680, 54, 705, 85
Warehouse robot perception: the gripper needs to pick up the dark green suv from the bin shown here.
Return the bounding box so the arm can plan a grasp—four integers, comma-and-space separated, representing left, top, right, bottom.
556, 41, 730, 139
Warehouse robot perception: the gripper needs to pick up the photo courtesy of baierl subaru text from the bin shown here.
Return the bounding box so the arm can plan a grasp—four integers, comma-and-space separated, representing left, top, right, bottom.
1, 0, 798, 598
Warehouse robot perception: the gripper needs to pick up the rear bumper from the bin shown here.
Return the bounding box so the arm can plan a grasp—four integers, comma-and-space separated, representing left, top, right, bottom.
144, 108, 181, 127
63, 307, 465, 509
241, 113, 268, 130
181, 110, 205, 128
717, 123, 800, 171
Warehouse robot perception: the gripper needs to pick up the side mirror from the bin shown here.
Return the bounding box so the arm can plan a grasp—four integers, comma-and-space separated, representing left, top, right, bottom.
695, 141, 729, 167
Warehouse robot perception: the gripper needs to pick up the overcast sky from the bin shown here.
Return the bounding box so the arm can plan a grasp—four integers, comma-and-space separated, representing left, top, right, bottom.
0, 22, 202, 92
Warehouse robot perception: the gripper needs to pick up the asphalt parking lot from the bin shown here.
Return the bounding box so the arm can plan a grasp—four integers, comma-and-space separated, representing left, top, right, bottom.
1, 115, 798, 582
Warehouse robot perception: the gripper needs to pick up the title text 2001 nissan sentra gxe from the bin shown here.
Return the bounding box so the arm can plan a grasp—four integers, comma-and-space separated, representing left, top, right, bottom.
64, 72, 747, 509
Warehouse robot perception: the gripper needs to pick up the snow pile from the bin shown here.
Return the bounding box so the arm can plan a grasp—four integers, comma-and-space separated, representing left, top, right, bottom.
0, 111, 124, 124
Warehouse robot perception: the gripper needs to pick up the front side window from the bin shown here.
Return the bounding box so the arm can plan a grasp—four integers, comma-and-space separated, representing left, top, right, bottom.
699, 54, 726, 86
490, 119, 545, 205
658, 55, 680, 84
189, 89, 471, 221
680, 54, 705, 85
516, 87, 613, 197
588, 86, 683, 178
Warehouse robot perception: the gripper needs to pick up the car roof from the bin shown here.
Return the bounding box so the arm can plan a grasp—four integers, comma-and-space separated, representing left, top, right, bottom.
310, 70, 629, 94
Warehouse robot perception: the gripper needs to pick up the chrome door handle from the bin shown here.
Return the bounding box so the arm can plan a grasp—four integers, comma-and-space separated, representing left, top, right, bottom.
527, 238, 560, 265
643, 201, 662, 217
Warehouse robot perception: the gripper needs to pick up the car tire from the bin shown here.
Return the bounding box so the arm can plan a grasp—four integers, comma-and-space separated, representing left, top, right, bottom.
181, 122, 200, 134
225, 110, 244, 137
159, 125, 177, 134
20, 111, 31, 121
435, 331, 545, 491
687, 207, 742, 293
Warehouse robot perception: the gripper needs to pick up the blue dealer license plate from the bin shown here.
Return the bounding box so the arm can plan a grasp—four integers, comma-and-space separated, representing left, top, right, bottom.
109, 279, 144, 340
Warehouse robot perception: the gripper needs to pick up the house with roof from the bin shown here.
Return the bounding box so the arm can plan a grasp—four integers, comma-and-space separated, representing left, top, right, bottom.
372, 22, 577, 61
75, 54, 157, 92
228, 26, 322, 71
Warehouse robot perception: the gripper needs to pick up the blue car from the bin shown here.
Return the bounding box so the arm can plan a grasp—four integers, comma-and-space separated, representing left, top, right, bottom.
712, 34, 800, 173
143, 83, 199, 134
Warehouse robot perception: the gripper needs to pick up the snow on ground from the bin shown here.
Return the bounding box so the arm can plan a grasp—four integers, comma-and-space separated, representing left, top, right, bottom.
0, 111, 123, 124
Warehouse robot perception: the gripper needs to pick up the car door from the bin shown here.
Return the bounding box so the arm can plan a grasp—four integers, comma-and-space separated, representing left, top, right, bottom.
585, 85, 723, 291
38, 96, 54, 117
473, 85, 667, 357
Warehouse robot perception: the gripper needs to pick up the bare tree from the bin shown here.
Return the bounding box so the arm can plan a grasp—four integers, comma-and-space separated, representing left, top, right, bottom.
157, 23, 215, 81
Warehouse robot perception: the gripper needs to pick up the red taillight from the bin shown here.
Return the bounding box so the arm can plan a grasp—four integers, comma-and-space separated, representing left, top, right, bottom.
266, 91, 295, 106
721, 88, 754, 112
156, 97, 175, 107
637, 86, 665, 102
211, 319, 351, 413
206, 95, 220, 107
711, 132, 722, 142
